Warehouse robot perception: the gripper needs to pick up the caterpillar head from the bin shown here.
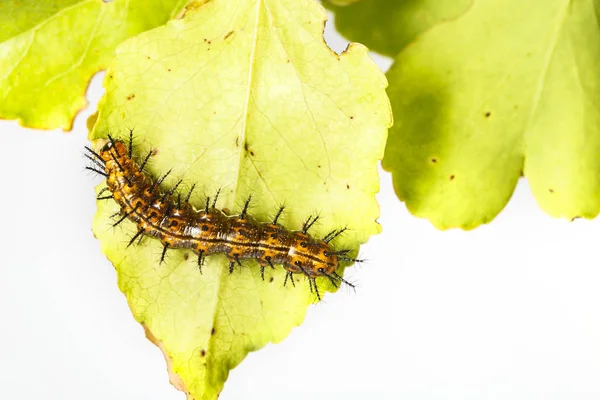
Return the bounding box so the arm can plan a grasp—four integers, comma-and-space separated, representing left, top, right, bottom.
100, 140, 128, 162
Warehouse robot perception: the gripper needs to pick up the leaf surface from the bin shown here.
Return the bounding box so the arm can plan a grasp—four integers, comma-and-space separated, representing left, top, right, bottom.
0, 0, 188, 130
90, 0, 391, 398
383, 0, 600, 229
325, 0, 471, 57
327, 0, 363, 5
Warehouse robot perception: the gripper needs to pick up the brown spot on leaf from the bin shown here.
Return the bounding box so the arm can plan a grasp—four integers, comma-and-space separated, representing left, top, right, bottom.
211, 327, 216, 335
450, 175, 455, 181
269, 277, 274, 283
244, 142, 255, 156
346, 184, 350, 189
126, 94, 135, 100
431, 158, 437, 163
484, 111, 491, 118
224, 30, 234, 40
549, 188, 554, 193
200, 349, 206, 357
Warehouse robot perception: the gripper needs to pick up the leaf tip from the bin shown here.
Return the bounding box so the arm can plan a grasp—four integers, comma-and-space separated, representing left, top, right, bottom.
143, 323, 192, 398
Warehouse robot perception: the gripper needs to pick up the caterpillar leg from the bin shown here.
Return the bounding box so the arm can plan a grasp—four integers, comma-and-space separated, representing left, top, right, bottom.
283, 271, 296, 287
85, 166, 108, 177
149, 169, 173, 193
204, 188, 222, 212
240, 195, 252, 218
127, 228, 145, 248
257, 257, 275, 281
197, 250, 204, 274
324, 271, 356, 291
211, 188, 221, 208
139, 149, 153, 172
96, 187, 113, 201
112, 203, 140, 227
184, 183, 196, 204
325, 273, 338, 288
85, 153, 105, 170
228, 254, 243, 274
84, 146, 104, 163
308, 278, 321, 301
302, 214, 319, 234
161, 179, 183, 202
272, 205, 285, 224
127, 126, 135, 159
323, 227, 348, 244
160, 244, 169, 264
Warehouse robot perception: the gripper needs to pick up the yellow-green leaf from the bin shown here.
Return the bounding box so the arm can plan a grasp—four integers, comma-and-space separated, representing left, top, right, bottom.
327, 0, 363, 5
90, 0, 391, 398
0, 0, 188, 131
325, 0, 471, 57
383, 0, 600, 229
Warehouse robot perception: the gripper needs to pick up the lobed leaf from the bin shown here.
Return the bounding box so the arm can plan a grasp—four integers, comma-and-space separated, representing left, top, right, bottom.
0, 0, 188, 130
327, 0, 363, 6
383, 0, 600, 229
90, 0, 391, 398
325, 0, 472, 57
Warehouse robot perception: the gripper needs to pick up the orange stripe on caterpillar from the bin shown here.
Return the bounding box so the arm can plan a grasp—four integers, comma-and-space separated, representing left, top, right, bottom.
86, 134, 358, 300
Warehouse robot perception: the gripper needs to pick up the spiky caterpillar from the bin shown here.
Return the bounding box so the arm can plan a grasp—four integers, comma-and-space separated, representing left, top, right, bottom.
86, 133, 359, 300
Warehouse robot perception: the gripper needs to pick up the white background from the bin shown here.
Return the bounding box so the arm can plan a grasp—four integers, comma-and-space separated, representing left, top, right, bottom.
2, 12, 600, 400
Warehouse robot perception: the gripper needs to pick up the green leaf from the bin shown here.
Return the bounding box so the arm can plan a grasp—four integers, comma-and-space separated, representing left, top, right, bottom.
0, 0, 188, 130
383, 0, 600, 230
327, 0, 363, 5
90, 0, 391, 398
325, 0, 472, 57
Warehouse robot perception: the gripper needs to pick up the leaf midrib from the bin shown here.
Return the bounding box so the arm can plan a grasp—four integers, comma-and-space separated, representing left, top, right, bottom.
207, 0, 264, 386
523, 0, 571, 153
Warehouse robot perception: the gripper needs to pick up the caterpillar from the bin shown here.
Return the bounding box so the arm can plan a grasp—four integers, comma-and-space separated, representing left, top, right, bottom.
85, 132, 360, 300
